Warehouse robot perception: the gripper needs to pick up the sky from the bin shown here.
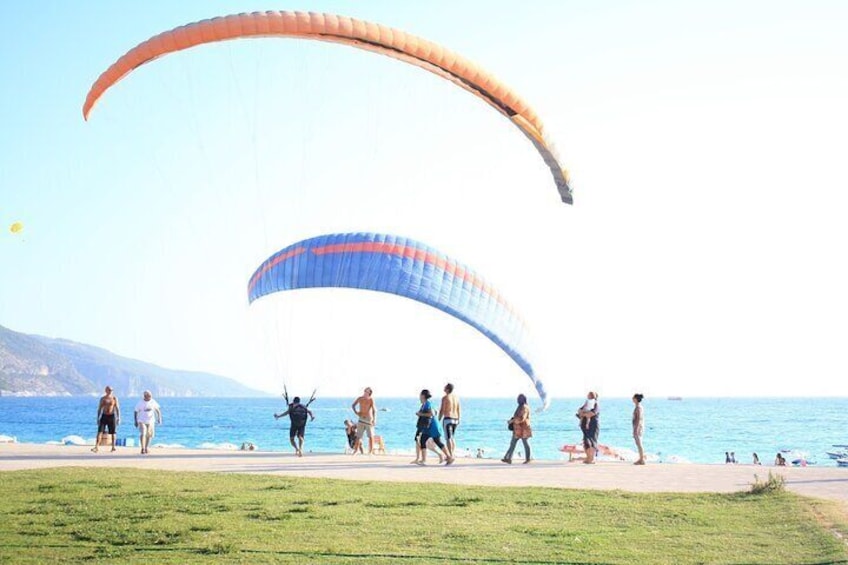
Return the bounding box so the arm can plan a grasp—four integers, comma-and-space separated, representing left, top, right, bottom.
2, 1, 847, 400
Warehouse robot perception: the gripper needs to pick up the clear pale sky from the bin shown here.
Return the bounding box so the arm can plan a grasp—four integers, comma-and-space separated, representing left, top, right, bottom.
2, 1, 847, 400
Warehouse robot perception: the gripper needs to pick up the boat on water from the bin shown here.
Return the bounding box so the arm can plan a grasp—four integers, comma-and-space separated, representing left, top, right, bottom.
791, 458, 816, 466
826, 450, 848, 460
836, 458, 848, 468
667, 396, 683, 401
780, 448, 817, 466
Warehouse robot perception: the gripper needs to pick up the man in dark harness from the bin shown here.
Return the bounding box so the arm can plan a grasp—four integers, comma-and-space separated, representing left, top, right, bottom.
274, 396, 314, 457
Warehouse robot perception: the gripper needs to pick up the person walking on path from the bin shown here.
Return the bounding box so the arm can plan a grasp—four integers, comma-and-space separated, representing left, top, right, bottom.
92, 386, 120, 453
351, 387, 377, 455
415, 389, 453, 465
632, 393, 645, 465
502, 394, 532, 464
275, 396, 315, 456
439, 383, 461, 459
133, 390, 162, 455
579, 391, 600, 464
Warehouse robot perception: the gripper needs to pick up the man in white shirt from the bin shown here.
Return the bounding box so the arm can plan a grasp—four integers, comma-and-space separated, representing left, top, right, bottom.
134, 390, 162, 455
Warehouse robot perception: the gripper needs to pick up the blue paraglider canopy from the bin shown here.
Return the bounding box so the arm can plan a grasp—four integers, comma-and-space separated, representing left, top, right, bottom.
248, 232, 548, 407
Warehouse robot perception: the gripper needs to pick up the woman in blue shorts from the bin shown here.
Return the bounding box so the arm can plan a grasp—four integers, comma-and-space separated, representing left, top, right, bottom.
414, 389, 453, 465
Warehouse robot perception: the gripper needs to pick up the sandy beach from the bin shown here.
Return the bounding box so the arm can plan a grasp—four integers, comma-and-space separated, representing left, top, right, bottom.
2, 443, 846, 508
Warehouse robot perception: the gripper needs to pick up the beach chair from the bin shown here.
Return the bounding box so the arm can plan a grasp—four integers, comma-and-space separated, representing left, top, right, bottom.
560, 443, 624, 462
373, 435, 386, 455
559, 444, 585, 461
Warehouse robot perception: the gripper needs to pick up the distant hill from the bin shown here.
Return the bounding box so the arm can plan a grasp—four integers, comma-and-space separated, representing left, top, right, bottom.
0, 324, 267, 397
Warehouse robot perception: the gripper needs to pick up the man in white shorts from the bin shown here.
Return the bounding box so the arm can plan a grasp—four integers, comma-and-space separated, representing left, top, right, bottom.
134, 390, 162, 455
351, 387, 376, 455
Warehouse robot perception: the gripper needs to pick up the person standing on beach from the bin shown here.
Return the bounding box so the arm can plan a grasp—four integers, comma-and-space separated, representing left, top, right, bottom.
274, 396, 314, 456
439, 383, 461, 459
579, 391, 600, 464
133, 390, 162, 455
576, 392, 596, 431
92, 386, 120, 453
632, 393, 645, 465
502, 394, 532, 464
351, 387, 376, 455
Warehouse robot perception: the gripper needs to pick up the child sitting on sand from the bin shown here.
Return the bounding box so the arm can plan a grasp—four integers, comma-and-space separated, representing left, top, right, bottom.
344, 420, 362, 454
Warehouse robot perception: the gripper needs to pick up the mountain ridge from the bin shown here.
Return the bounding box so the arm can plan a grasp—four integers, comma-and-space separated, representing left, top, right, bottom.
0, 324, 267, 398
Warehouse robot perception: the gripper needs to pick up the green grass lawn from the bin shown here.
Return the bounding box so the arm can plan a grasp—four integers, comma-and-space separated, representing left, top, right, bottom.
0, 468, 845, 564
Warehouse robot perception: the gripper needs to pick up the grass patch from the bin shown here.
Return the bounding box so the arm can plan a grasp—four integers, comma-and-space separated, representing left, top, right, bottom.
0, 467, 845, 564
748, 471, 786, 494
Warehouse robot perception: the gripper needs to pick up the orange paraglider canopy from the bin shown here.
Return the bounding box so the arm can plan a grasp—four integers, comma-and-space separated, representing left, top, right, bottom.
83, 11, 572, 204
9, 222, 23, 235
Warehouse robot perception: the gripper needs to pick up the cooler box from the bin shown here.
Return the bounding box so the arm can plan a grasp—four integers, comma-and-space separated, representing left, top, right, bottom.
102, 438, 133, 447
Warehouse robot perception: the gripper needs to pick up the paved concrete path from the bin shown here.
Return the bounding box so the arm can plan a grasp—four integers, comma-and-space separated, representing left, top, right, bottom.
3, 444, 846, 508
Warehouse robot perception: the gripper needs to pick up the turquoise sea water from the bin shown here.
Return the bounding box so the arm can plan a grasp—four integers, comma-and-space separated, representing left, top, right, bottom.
1, 397, 846, 466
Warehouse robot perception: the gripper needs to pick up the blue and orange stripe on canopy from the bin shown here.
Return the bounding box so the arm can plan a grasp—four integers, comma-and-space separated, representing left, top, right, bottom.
247, 233, 547, 407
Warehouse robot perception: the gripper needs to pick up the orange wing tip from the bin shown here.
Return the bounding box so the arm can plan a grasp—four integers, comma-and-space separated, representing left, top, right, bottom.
82, 10, 573, 203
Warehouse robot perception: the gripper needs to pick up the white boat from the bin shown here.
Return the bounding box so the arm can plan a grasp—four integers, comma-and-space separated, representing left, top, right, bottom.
791, 458, 816, 467
826, 450, 848, 460
836, 458, 848, 468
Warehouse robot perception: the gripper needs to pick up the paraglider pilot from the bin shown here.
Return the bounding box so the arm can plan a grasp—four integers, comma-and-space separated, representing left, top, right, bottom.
275, 394, 315, 457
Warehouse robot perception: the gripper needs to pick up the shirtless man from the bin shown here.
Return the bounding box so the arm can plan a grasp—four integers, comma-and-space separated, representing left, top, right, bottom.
439, 383, 461, 459
351, 387, 376, 455
92, 386, 120, 453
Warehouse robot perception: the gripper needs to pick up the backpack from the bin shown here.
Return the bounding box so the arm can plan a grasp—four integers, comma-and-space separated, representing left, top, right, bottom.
289, 403, 308, 425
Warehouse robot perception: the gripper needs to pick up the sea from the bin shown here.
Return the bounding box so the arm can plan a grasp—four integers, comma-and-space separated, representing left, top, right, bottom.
1, 397, 846, 466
